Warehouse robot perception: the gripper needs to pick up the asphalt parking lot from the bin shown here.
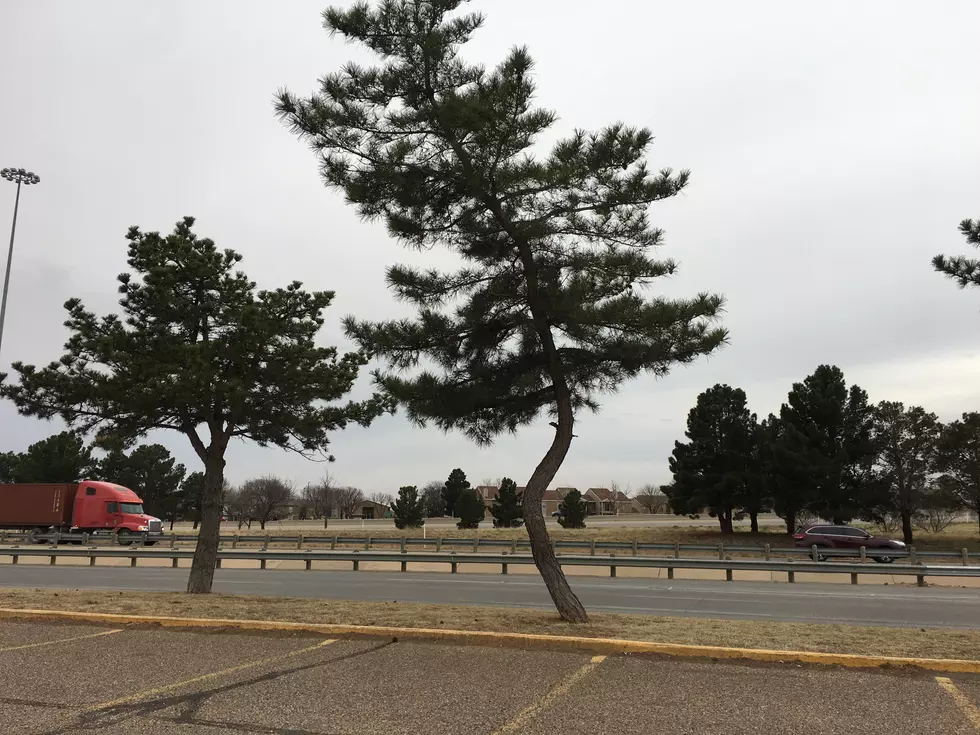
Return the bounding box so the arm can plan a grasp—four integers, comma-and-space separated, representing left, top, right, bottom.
2, 621, 979, 734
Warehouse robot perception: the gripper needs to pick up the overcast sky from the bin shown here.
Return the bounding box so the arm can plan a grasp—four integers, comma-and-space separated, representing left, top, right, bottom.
1, 0, 978, 494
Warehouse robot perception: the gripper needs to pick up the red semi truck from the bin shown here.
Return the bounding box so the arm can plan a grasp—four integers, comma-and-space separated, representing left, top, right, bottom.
0, 480, 163, 544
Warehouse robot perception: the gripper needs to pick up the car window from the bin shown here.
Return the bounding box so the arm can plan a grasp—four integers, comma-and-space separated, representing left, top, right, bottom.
836, 527, 859, 537
808, 526, 830, 535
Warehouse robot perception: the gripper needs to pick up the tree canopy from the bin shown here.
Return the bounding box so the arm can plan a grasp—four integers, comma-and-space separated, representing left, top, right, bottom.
276, 0, 725, 623
557, 489, 587, 529
491, 477, 523, 528
2, 431, 94, 483
936, 412, 980, 533
455, 488, 485, 529
393, 485, 426, 529
442, 468, 470, 517
0, 218, 386, 593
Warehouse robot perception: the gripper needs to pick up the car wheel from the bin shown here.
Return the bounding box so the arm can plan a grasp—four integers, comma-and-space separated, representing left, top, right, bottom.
873, 556, 894, 564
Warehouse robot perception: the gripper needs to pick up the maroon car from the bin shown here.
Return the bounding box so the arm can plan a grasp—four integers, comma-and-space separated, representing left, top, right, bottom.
793, 525, 906, 563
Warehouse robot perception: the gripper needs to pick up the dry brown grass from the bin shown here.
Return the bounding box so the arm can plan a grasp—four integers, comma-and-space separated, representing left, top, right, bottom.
1, 587, 977, 661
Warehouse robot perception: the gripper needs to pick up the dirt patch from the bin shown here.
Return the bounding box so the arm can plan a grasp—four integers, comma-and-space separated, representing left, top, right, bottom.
1, 587, 978, 661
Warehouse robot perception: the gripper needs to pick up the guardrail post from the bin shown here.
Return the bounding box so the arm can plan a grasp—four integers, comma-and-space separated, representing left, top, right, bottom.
216, 558, 222, 569
917, 567, 926, 587
11, 554, 17, 565
353, 558, 359, 571
0, 530, 5, 543
725, 568, 733, 582
172, 557, 178, 568
130, 556, 137, 567
511, 539, 518, 555
590, 540, 596, 556
401, 559, 407, 572
50, 553, 56, 565
673, 542, 680, 559
331, 536, 338, 550
436, 538, 443, 553
964, 548, 970, 566
609, 553, 617, 578
717, 542, 724, 561
788, 569, 795, 583
89, 553, 96, 567
632, 540, 638, 557
400, 537, 407, 554
859, 546, 866, 563
297, 534, 304, 550
170, 534, 177, 550
260, 558, 267, 570
811, 544, 819, 562
82, 532, 90, 546
262, 536, 270, 552
364, 536, 371, 551
909, 545, 917, 565
501, 562, 508, 575
305, 559, 312, 571
473, 537, 479, 553
451, 555, 458, 574
764, 543, 771, 561
231, 534, 238, 549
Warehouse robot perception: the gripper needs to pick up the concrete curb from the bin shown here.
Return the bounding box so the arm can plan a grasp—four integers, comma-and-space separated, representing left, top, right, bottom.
2, 607, 979, 674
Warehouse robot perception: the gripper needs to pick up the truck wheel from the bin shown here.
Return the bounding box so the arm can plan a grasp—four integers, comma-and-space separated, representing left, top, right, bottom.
27, 527, 48, 545
116, 529, 134, 547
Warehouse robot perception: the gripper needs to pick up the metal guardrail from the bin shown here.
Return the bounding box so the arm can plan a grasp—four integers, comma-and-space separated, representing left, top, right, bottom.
1, 546, 978, 587
1, 529, 976, 564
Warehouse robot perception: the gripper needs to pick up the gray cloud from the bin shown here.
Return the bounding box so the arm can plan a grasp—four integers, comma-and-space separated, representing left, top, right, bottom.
1, 0, 978, 493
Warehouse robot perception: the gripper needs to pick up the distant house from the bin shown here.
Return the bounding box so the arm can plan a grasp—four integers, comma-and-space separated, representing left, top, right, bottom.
474, 485, 499, 502
357, 499, 390, 519
586, 488, 635, 515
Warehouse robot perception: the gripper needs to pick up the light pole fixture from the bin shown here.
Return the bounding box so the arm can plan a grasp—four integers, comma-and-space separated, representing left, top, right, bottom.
0, 167, 41, 360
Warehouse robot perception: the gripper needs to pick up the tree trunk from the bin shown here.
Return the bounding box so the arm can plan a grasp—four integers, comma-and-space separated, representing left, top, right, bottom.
783, 507, 797, 535
186, 453, 225, 594
749, 511, 759, 534
901, 507, 914, 545
169, 519, 175, 531
260, 519, 266, 530
522, 434, 588, 622
718, 509, 734, 535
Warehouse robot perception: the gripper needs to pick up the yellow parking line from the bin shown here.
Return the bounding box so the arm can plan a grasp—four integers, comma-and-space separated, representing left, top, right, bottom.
85, 638, 336, 712
491, 655, 606, 734
0, 628, 122, 653
937, 677, 980, 731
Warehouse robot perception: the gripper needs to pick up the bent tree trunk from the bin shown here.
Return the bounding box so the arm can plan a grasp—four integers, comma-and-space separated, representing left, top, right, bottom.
523, 419, 588, 623
187, 454, 226, 594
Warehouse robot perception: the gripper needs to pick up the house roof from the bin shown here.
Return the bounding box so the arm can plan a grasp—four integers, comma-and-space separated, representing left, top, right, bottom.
475, 485, 500, 500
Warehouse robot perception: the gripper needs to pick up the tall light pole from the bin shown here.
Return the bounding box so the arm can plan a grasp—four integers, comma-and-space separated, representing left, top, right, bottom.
0, 167, 40, 360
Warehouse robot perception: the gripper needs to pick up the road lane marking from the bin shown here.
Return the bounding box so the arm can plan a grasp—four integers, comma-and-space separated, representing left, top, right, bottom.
0, 628, 122, 652
84, 638, 336, 712
937, 676, 980, 730
490, 655, 606, 734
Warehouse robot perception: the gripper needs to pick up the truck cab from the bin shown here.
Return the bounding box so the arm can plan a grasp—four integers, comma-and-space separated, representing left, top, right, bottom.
72, 480, 163, 540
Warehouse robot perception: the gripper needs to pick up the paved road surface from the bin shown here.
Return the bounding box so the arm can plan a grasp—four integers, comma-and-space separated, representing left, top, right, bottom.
3, 565, 979, 629
3, 620, 979, 734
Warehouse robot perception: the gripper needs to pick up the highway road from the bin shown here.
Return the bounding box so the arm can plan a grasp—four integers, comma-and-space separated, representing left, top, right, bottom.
2, 565, 978, 629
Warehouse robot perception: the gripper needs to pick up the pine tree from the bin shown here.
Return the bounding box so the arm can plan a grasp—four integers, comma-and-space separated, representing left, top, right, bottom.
557, 490, 587, 529
933, 218, 980, 288
276, 0, 725, 622
442, 468, 470, 517
775, 365, 876, 525
455, 488, 485, 529
666, 385, 759, 534
392, 485, 425, 529
7, 431, 94, 483
0, 218, 387, 593
95, 443, 187, 525
491, 477, 523, 528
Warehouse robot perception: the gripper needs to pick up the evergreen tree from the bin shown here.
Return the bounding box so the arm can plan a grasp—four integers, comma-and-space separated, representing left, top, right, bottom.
936, 412, 980, 533
0, 218, 387, 593
491, 477, 523, 528
181, 471, 207, 530
392, 485, 426, 529
933, 218, 980, 288
277, 0, 725, 622
666, 385, 759, 534
442, 468, 470, 517
8, 431, 94, 483
775, 365, 875, 525
557, 489, 587, 529
0, 452, 17, 482
869, 402, 942, 544
455, 488, 485, 529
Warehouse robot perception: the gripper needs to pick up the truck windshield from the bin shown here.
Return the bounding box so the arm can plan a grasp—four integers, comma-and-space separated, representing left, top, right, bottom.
119, 503, 144, 514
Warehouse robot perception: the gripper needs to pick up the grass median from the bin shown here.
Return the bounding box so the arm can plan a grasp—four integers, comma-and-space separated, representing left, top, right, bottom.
1, 587, 978, 661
